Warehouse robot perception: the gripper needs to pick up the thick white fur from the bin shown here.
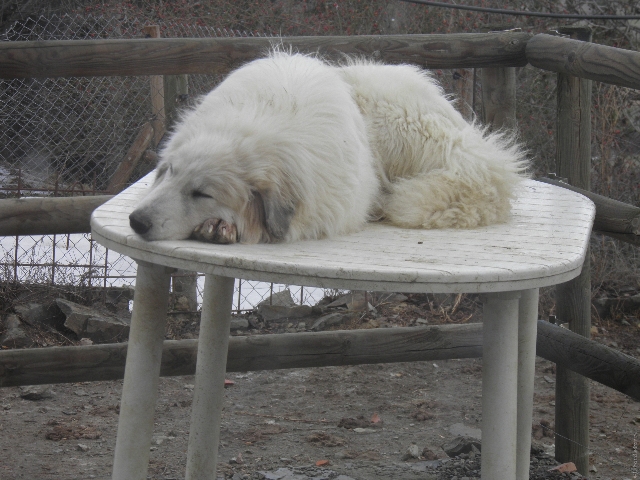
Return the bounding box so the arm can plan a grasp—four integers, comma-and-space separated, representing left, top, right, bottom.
341, 62, 527, 229
130, 51, 527, 244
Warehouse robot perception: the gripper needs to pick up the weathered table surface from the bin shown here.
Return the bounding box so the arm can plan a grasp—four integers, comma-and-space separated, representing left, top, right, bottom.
92, 173, 595, 294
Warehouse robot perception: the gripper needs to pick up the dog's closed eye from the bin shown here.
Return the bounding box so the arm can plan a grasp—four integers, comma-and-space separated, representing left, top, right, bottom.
192, 190, 213, 199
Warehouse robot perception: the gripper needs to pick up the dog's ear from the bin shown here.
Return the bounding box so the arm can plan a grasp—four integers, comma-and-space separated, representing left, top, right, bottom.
253, 190, 295, 241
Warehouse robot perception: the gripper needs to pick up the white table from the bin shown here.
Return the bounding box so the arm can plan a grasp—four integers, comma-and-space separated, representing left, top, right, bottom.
91, 174, 594, 480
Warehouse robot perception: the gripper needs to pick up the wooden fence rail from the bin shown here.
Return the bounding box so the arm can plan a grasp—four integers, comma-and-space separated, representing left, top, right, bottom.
539, 177, 640, 245
1, 321, 638, 401
3, 178, 640, 243
3, 33, 640, 90
526, 33, 640, 91
0, 32, 531, 80
0, 195, 112, 236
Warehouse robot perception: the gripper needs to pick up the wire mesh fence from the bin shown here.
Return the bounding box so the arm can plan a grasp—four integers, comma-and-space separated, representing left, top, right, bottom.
0, 14, 329, 312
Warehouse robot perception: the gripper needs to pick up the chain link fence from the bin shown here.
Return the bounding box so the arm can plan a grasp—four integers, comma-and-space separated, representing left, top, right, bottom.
0, 15, 329, 311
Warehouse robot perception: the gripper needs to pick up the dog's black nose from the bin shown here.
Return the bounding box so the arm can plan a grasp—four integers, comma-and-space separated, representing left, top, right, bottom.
129, 212, 152, 235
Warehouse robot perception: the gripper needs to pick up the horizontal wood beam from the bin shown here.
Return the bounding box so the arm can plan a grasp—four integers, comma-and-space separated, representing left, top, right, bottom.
526, 33, 640, 90
0, 195, 112, 236
538, 177, 640, 243
1, 322, 638, 400
0, 324, 482, 386
2, 179, 639, 244
0, 32, 531, 79
537, 321, 640, 401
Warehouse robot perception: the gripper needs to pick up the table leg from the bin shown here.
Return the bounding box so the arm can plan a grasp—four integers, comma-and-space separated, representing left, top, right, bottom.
112, 262, 172, 480
517, 288, 539, 479
185, 275, 235, 480
481, 291, 521, 480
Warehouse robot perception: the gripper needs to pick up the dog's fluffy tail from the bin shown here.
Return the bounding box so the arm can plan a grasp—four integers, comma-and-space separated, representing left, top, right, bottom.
382, 126, 528, 229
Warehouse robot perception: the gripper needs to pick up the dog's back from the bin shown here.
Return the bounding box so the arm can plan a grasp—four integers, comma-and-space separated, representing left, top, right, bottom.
340, 60, 528, 229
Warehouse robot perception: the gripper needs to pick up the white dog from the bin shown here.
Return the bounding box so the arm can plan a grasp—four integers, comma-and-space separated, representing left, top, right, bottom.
129, 51, 527, 244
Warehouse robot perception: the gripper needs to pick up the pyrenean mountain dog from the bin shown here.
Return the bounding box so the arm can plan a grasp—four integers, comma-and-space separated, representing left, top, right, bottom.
129, 51, 527, 244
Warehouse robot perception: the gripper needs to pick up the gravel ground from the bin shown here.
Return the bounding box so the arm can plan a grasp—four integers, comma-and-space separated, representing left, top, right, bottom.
1, 291, 639, 479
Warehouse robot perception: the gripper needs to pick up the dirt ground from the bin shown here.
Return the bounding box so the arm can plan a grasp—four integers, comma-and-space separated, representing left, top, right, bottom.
1, 291, 639, 479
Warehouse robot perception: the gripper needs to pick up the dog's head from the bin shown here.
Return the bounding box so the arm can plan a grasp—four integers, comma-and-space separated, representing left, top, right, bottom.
128, 141, 297, 244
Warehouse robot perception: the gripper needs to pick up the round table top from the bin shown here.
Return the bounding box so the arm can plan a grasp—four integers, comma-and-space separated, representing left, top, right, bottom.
91, 173, 594, 293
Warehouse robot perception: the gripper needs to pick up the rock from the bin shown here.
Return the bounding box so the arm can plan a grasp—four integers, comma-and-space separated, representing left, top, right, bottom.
429, 293, 455, 308
0, 314, 34, 348
56, 298, 130, 342
337, 416, 372, 429
402, 443, 421, 460
13, 302, 61, 327
372, 292, 409, 304
310, 312, 346, 331
77, 444, 89, 452
152, 435, 175, 445
325, 292, 374, 312
4, 315, 21, 330
258, 304, 312, 322
246, 315, 260, 329
549, 462, 577, 473
105, 287, 133, 306
259, 468, 294, 480
257, 289, 296, 308
421, 447, 439, 460
442, 436, 481, 457
448, 423, 481, 440
353, 427, 377, 433
230, 318, 249, 330
412, 460, 443, 473
311, 304, 327, 315
173, 295, 192, 312
530, 441, 545, 455
19, 385, 54, 401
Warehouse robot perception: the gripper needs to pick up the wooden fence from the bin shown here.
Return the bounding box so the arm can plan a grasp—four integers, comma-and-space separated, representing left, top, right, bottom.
1, 320, 638, 400
1, 30, 640, 474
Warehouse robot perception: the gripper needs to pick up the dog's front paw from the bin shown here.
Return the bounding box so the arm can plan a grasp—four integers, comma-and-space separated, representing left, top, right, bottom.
192, 218, 238, 244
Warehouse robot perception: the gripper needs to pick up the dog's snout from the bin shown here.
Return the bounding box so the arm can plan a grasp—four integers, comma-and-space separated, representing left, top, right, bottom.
129, 211, 152, 235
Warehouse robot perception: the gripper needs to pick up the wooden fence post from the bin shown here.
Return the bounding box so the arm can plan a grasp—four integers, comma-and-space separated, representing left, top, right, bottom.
480, 66, 516, 130
141, 25, 198, 312
164, 74, 189, 127
554, 26, 593, 475
167, 75, 198, 312
142, 25, 166, 148
480, 26, 516, 130
453, 68, 475, 121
